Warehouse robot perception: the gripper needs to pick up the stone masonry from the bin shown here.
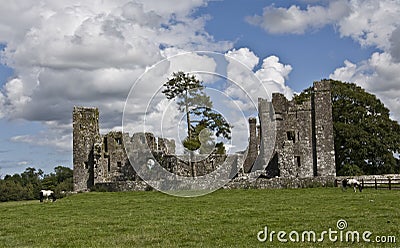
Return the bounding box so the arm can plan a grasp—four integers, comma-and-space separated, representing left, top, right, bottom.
73, 80, 336, 192
244, 80, 336, 178
73, 107, 225, 191
73, 107, 99, 192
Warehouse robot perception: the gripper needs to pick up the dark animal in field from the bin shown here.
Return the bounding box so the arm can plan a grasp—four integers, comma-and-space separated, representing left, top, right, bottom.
342, 179, 362, 192
39, 190, 56, 202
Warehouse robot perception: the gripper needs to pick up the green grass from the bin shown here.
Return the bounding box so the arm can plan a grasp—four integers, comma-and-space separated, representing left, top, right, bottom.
0, 188, 399, 247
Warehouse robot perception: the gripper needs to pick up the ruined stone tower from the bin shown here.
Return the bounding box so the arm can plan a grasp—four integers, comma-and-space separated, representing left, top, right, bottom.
73, 107, 178, 191
246, 80, 336, 178
73, 106, 99, 191
312, 80, 336, 176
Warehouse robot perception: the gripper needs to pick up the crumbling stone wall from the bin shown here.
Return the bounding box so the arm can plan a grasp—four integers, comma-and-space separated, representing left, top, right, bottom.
73, 80, 336, 191
224, 175, 336, 189
94, 175, 336, 191
73, 107, 226, 191
270, 92, 315, 178
243, 118, 258, 173
158, 137, 175, 154
94, 131, 136, 184
246, 80, 336, 178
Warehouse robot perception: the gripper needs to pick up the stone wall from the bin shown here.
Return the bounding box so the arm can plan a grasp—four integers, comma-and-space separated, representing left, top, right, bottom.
73, 108, 230, 192
243, 118, 258, 173
73, 106, 99, 192
93, 181, 152, 192
73, 80, 337, 192
93, 176, 337, 192
254, 80, 336, 178
255, 99, 276, 175
94, 131, 136, 184
225, 176, 336, 189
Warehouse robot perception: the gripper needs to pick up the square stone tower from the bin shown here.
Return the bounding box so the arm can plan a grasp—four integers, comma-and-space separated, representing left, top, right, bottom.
73, 106, 99, 192
312, 80, 336, 176
253, 80, 336, 178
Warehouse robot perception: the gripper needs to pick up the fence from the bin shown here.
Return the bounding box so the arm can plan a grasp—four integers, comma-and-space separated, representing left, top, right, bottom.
361, 177, 400, 190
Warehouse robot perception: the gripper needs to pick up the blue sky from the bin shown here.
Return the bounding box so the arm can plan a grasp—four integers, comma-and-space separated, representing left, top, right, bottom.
0, 0, 399, 176
196, 0, 378, 92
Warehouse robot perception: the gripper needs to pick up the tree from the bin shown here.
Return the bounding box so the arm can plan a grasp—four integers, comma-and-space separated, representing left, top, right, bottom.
162, 71, 231, 154
21, 167, 43, 184
0, 166, 73, 202
54, 166, 73, 183
337, 164, 363, 176
42, 166, 73, 195
331, 80, 400, 175
20, 167, 43, 198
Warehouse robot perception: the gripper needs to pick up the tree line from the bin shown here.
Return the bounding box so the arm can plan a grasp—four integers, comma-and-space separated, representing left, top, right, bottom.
0, 166, 73, 202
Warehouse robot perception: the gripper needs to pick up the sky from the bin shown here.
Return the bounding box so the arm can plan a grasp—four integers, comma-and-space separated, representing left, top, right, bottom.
0, 0, 399, 177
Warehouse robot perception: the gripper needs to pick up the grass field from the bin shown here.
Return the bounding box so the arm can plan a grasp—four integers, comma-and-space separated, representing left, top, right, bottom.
0, 188, 399, 247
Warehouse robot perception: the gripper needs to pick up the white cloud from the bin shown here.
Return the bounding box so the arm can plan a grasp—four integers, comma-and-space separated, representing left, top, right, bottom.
17, 161, 29, 166
122, 50, 223, 154
389, 26, 400, 63
225, 48, 259, 70
334, 0, 400, 122
329, 60, 357, 80
330, 52, 400, 121
0, 0, 233, 151
337, 0, 400, 50
248, 0, 400, 122
225, 48, 293, 108
2, 2, 190, 71
246, 0, 400, 48
221, 48, 293, 154
161, 48, 218, 83
3, 78, 32, 114
246, 0, 400, 51
246, 0, 350, 34
0, 0, 231, 116
0, 91, 5, 118
255, 56, 293, 86
11, 133, 71, 152
11, 121, 72, 152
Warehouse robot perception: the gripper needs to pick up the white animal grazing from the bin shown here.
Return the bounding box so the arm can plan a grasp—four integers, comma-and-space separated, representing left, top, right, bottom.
39, 190, 56, 202
342, 179, 363, 192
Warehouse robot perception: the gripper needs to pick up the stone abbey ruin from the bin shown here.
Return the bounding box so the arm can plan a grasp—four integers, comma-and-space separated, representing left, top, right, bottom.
73, 80, 336, 192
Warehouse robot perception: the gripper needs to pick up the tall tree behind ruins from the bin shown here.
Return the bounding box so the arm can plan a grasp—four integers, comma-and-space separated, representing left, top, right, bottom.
162, 71, 231, 154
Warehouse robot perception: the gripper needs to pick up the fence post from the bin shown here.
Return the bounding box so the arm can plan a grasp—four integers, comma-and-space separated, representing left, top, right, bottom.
375, 178, 377, 190
362, 179, 364, 189
389, 178, 391, 190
